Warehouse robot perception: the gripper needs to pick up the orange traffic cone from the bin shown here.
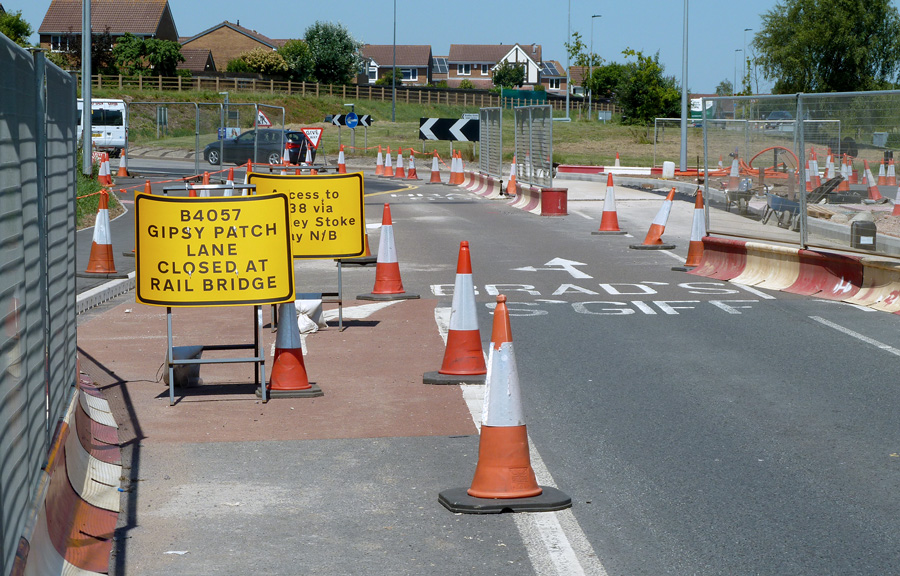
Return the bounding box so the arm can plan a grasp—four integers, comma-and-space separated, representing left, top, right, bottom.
264, 301, 323, 399
804, 161, 813, 192
143, 180, 152, 195
375, 145, 384, 176
630, 188, 677, 250
424, 241, 486, 384
718, 155, 724, 170
593, 173, 627, 235
505, 157, 517, 196
456, 152, 466, 183
406, 150, 420, 180
889, 159, 897, 186
836, 155, 851, 193
428, 151, 443, 184
810, 150, 822, 188
438, 294, 572, 513
893, 187, 900, 216
394, 148, 406, 179
224, 168, 235, 196
864, 160, 884, 200
338, 145, 347, 174
199, 172, 211, 197
357, 204, 419, 301
84, 190, 117, 274
674, 189, 706, 270
116, 151, 129, 177
614, 151, 621, 167
383, 147, 394, 177
98, 153, 113, 186
878, 159, 887, 186
726, 156, 740, 190
448, 152, 462, 186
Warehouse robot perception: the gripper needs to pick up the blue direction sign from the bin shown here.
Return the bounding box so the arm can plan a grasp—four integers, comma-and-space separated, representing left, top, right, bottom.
346, 112, 359, 129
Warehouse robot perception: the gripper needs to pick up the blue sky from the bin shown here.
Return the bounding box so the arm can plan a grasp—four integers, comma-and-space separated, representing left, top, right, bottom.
10, 1, 900, 93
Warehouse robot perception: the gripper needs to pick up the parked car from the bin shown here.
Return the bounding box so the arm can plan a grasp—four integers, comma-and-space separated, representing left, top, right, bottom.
203, 129, 315, 166
764, 110, 793, 130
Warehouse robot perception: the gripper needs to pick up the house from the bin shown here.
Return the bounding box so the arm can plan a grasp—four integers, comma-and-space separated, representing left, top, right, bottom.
360, 44, 433, 86
446, 43, 544, 89
38, 0, 178, 53
180, 21, 285, 72
177, 48, 215, 74
540, 60, 567, 94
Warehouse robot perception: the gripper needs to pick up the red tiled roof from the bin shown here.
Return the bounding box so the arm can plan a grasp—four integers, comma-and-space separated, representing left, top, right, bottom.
39, 0, 171, 36
361, 45, 432, 67
181, 21, 278, 49
177, 48, 214, 72
449, 43, 541, 64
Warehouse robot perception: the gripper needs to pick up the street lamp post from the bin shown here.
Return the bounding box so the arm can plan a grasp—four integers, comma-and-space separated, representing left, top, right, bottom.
565, 0, 571, 120
743, 28, 752, 93
589, 14, 601, 120
391, 0, 396, 123
679, 0, 688, 172
734, 49, 742, 96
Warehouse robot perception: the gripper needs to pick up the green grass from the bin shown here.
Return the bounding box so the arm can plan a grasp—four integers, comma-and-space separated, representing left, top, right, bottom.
93, 87, 662, 166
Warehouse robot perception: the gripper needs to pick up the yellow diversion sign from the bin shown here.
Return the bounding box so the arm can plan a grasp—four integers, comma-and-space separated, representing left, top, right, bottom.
248, 172, 365, 259
134, 193, 295, 307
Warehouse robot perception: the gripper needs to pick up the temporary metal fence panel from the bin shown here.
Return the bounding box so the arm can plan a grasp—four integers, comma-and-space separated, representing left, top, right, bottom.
479, 107, 502, 179
0, 39, 77, 575
126, 102, 286, 176
703, 91, 900, 258
514, 105, 553, 189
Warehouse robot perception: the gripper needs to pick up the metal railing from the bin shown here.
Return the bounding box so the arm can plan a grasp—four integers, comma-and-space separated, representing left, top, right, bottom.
514, 105, 554, 189
1, 39, 78, 575
479, 107, 503, 179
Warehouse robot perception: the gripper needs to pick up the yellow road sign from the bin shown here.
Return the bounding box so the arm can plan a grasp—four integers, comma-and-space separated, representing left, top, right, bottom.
248, 172, 366, 259
135, 193, 295, 307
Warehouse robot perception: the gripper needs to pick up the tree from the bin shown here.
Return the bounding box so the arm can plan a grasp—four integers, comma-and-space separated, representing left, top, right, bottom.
458, 79, 475, 90
616, 49, 681, 124
0, 10, 33, 47
755, 0, 900, 93
144, 38, 184, 76
111, 33, 146, 75
238, 47, 288, 76
584, 62, 626, 99
278, 39, 314, 82
715, 79, 733, 96
492, 61, 525, 88
374, 68, 398, 86
304, 21, 362, 85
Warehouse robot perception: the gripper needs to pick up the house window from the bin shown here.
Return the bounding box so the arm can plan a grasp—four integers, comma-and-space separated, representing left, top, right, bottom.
548, 78, 560, 90
50, 35, 71, 52
402, 68, 418, 81
481, 64, 489, 76
458, 64, 471, 76
368, 65, 377, 83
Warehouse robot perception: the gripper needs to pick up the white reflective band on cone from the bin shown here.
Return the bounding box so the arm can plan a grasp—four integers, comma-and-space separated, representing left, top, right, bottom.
377, 225, 398, 263
691, 208, 706, 240
448, 274, 478, 331
482, 341, 525, 427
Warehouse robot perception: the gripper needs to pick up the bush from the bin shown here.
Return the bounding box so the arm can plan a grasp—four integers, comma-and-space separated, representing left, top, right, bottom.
458, 79, 474, 90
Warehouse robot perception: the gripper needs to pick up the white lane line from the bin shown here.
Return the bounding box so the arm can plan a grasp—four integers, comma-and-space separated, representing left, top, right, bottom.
810, 316, 900, 357
660, 250, 685, 263
569, 209, 594, 220
440, 311, 606, 576
733, 283, 777, 299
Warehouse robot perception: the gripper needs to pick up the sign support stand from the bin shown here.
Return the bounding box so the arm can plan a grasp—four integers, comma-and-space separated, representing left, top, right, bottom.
165, 305, 267, 405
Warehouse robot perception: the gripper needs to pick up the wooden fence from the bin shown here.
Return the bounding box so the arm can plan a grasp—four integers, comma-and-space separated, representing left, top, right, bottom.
75, 74, 620, 114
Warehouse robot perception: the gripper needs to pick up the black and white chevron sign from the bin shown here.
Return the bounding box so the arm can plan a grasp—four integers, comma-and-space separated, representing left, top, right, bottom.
331, 114, 373, 127
418, 118, 480, 141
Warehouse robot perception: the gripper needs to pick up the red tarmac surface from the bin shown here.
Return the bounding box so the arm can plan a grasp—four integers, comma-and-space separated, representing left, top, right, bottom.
77, 298, 477, 446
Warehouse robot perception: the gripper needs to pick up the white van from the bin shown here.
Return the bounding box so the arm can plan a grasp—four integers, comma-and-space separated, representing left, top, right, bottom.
77, 98, 128, 157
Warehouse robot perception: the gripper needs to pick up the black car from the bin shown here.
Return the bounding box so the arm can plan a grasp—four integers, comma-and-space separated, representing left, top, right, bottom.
203, 129, 315, 166
764, 110, 793, 130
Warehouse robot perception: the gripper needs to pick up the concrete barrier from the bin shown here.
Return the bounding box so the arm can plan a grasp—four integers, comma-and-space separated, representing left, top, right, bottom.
845, 258, 900, 311
784, 250, 862, 300
688, 237, 748, 280
731, 242, 801, 290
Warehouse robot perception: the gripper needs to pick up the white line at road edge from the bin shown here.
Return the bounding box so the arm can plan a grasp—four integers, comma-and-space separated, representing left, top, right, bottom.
810, 316, 900, 357
439, 308, 607, 576
568, 209, 595, 220
660, 250, 685, 263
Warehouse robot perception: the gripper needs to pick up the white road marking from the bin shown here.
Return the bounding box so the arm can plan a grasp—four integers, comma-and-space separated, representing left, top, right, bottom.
568, 209, 594, 220
660, 250, 685, 263
810, 316, 900, 357
438, 311, 606, 576
733, 283, 777, 299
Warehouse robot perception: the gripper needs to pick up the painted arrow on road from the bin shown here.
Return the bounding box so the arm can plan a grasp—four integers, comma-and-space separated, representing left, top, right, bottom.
513, 258, 593, 279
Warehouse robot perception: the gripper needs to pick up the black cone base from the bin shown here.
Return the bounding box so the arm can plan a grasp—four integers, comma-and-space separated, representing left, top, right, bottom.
423, 371, 486, 385
256, 383, 323, 399
438, 486, 572, 514
356, 292, 420, 301
340, 256, 377, 266
629, 243, 676, 250
592, 230, 628, 235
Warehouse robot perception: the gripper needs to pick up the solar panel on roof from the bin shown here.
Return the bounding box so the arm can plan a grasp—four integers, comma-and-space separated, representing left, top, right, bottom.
433, 57, 448, 74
